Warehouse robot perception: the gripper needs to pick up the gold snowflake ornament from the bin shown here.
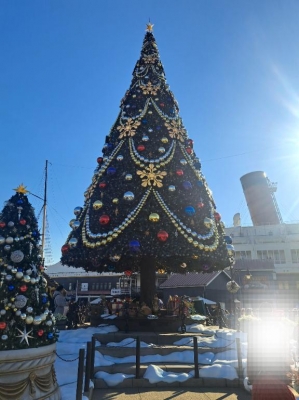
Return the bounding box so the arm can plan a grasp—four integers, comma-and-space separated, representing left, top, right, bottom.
117, 118, 141, 139
137, 164, 167, 187
140, 82, 159, 96
143, 54, 157, 64
164, 120, 186, 142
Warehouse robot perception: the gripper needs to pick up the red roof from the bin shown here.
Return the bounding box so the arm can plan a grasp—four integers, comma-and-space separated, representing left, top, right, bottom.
234, 259, 275, 271
159, 271, 228, 288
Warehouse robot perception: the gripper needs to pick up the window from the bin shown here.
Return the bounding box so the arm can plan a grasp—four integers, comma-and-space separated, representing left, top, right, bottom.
104, 282, 107, 290
278, 282, 289, 290
95, 283, 99, 290
91, 283, 95, 290
235, 251, 252, 260
291, 249, 299, 263
68, 283, 72, 291
100, 282, 103, 290
257, 250, 286, 264
108, 282, 112, 289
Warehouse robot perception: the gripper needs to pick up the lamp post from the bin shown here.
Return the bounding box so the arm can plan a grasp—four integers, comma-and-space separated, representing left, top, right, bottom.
226, 269, 241, 329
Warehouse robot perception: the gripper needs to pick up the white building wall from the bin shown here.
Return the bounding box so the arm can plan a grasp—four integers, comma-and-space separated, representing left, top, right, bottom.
225, 223, 299, 274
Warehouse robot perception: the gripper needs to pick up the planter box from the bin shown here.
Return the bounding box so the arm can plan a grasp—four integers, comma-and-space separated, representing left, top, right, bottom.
0, 343, 61, 400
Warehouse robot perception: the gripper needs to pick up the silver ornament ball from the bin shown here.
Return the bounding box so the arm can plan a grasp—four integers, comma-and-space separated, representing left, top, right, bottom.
10, 250, 24, 263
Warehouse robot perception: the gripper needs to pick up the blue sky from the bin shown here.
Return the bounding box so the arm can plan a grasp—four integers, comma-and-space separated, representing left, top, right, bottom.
1, 0, 299, 264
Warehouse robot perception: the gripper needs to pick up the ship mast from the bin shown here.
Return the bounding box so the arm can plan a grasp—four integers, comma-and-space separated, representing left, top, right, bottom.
41, 160, 48, 261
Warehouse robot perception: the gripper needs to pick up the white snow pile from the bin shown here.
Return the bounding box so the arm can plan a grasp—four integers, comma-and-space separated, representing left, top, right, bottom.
97, 350, 215, 366
199, 364, 239, 380
190, 314, 207, 321
94, 371, 134, 386
144, 364, 194, 384
106, 338, 153, 347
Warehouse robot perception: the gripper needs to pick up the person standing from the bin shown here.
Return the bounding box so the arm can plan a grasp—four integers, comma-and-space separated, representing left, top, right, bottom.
53, 285, 68, 315
67, 297, 79, 329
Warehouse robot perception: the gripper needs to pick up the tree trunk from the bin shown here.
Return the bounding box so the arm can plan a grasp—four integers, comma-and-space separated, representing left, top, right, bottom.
140, 256, 156, 309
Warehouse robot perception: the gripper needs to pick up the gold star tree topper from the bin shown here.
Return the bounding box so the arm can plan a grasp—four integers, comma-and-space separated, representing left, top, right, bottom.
146, 22, 154, 32
13, 184, 29, 194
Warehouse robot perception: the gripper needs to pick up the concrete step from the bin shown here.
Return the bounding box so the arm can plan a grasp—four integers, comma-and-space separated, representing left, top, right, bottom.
92, 376, 243, 390
96, 344, 231, 357
93, 330, 215, 346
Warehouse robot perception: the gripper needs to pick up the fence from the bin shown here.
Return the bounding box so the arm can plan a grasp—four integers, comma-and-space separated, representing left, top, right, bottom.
75, 336, 243, 399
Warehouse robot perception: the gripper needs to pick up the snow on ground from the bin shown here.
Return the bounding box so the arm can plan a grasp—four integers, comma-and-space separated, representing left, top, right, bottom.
54, 322, 253, 398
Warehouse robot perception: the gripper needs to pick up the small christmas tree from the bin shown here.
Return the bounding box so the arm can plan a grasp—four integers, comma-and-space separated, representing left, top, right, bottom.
61, 24, 234, 306
0, 184, 57, 350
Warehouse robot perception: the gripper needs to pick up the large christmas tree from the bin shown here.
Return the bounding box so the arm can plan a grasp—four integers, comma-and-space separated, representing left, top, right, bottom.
0, 185, 57, 350
61, 24, 234, 306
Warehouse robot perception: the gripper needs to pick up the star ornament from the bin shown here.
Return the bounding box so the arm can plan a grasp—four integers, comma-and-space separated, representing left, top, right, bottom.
16, 326, 34, 346
13, 184, 29, 195
146, 23, 154, 32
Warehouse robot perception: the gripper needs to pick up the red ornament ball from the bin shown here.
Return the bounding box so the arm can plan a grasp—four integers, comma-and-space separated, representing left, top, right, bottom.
124, 270, 132, 277
137, 144, 145, 152
160, 103, 165, 107
0, 222, 5, 228
97, 157, 103, 164
214, 212, 221, 222
99, 182, 106, 189
157, 230, 169, 242
37, 329, 44, 337
197, 202, 204, 209
99, 215, 110, 225
61, 244, 69, 253
0, 322, 7, 330
19, 219, 26, 225
20, 285, 28, 293
176, 169, 184, 176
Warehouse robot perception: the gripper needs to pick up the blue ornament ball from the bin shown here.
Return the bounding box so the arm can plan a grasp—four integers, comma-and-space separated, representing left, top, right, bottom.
107, 167, 116, 175
17, 199, 23, 205
142, 119, 147, 125
8, 285, 15, 291
42, 297, 48, 304
184, 206, 195, 216
108, 265, 115, 271
182, 181, 192, 190
197, 180, 204, 187
129, 240, 140, 252
47, 333, 54, 340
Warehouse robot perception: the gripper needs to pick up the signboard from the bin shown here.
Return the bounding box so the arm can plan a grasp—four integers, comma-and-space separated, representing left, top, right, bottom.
111, 288, 121, 296
81, 283, 88, 292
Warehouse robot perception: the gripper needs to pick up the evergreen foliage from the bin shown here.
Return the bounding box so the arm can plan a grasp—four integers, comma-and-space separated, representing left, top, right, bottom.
0, 187, 58, 350
61, 28, 234, 275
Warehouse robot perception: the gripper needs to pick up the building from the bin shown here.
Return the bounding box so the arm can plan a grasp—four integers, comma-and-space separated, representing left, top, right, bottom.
159, 271, 232, 307
224, 171, 299, 310
225, 223, 299, 309
46, 262, 167, 301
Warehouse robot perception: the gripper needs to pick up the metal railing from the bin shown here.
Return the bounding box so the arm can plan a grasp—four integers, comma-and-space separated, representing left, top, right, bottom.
75, 335, 244, 398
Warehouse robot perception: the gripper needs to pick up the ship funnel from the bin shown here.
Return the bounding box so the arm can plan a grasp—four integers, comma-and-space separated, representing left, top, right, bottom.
233, 213, 241, 227
240, 171, 282, 226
